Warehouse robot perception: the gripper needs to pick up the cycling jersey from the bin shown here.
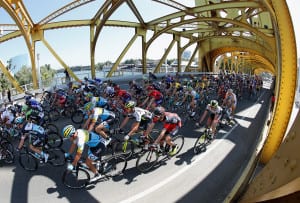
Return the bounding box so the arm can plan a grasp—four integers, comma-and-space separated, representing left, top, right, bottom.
129, 107, 152, 122
73, 129, 106, 160
117, 90, 132, 103
90, 107, 115, 129
91, 96, 108, 108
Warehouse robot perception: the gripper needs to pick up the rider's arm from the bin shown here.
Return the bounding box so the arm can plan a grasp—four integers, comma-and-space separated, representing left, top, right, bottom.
128, 121, 140, 136
140, 96, 149, 107
72, 151, 82, 166
144, 122, 155, 137
199, 109, 208, 124
119, 115, 130, 129
82, 112, 92, 129
154, 128, 167, 145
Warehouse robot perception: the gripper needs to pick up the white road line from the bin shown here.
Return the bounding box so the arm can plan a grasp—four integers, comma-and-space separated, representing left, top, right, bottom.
121, 92, 266, 203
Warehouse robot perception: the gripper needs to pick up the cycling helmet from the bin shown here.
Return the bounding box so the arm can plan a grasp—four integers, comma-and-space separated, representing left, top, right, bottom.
147, 85, 154, 91
62, 125, 76, 138
187, 86, 193, 92
85, 92, 93, 98
15, 116, 25, 124
25, 95, 31, 101
227, 89, 233, 94
125, 100, 136, 108
153, 106, 165, 117
84, 102, 94, 112
210, 100, 218, 108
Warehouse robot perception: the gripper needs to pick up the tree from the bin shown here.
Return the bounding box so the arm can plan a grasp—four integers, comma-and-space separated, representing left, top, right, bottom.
15, 66, 32, 85
40, 64, 56, 87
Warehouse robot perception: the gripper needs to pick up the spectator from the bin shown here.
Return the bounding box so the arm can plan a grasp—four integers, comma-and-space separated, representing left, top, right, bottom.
64, 70, 70, 83
7, 89, 11, 103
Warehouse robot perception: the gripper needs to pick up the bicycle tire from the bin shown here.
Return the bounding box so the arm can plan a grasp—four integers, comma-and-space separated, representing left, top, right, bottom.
47, 148, 65, 166
1, 140, 14, 154
136, 149, 159, 173
102, 155, 127, 177
193, 134, 207, 154
49, 109, 60, 121
19, 152, 38, 171
170, 135, 184, 156
46, 132, 63, 148
71, 110, 84, 124
62, 168, 90, 189
44, 123, 59, 134
0, 147, 14, 164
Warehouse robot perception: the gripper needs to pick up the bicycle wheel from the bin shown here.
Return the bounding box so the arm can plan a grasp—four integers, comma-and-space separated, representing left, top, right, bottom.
19, 152, 38, 171
62, 168, 90, 189
0, 147, 14, 164
171, 135, 184, 156
71, 110, 84, 124
114, 140, 134, 160
193, 134, 207, 154
102, 155, 127, 177
1, 140, 14, 154
136, 149, 159, 173
44, 123, 59, 134
47, 148, 65, 166
49, 109, 60, 121
46, 132, 63, 148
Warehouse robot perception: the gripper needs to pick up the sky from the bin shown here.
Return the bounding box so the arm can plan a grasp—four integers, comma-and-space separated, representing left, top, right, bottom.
0, 0, 299, 70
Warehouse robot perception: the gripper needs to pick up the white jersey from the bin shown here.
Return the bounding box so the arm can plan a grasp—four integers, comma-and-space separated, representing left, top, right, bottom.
1, 110, 14, 124
129, 107, 152, 122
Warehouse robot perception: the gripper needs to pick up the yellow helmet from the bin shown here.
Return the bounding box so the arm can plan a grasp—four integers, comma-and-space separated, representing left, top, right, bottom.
62, 125, 76, 138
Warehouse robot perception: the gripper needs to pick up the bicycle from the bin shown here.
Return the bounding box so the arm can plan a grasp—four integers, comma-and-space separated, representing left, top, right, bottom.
0, 139, 14, 164
136, 134, 184, 173
62, 154, 127, 189
114, 130, 155, 160
193, 126, 215, 154
18, 131, 65, 171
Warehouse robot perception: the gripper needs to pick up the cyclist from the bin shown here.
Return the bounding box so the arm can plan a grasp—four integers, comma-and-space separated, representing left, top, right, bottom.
181, 86, 200, 117
146, 106, 181, 155
63, 125, 109, 183
119, 100, 152, 141
222, 88, 237, 117
21, 103, 45, 125
82, 105, 115, 141
15, 116, 49, 162
196, 100, 222, 138
140, 85, 163, 110
116, 89, 132, 108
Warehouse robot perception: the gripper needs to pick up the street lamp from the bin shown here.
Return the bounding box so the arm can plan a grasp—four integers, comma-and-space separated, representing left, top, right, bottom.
37, 53, 42, 89
165, 48, 168, 74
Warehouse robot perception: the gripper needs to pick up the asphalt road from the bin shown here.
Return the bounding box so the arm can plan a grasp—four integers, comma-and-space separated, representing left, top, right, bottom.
0, 81, 272, 203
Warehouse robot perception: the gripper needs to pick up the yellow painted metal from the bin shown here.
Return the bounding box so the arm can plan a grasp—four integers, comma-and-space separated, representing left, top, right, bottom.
152, 37, 176, 73
260, 0, 297, 164
0, 0, 38, 89
91, 0, 125, 74
240, 112, 300, 202
41, 38, 80, 82
0, 60, 24, 93
107, 32, 139, 77
90, 25, 96, 79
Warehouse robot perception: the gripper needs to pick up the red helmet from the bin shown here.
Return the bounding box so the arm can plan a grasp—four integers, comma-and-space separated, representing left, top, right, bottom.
147, 85, 154, 91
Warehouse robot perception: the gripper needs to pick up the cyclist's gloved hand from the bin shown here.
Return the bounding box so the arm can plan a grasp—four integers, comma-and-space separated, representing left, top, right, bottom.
67, 163, 74, 171
64, 152, 70, 158
124, 135, 130, 141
